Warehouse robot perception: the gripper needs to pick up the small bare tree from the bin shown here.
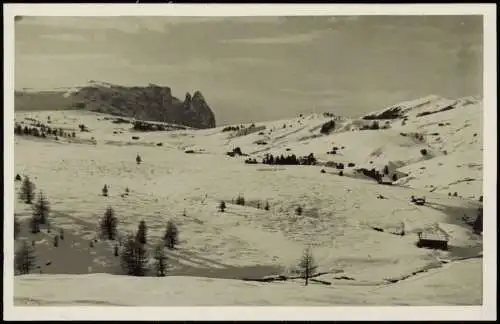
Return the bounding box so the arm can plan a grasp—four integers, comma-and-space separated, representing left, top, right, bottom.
297, 246, 317, 286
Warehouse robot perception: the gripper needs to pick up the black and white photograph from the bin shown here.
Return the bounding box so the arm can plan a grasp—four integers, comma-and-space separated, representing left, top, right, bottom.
3, 3, 496, 321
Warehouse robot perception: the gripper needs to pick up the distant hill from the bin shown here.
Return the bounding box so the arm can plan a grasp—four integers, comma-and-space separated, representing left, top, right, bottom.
15, 81, 217, 129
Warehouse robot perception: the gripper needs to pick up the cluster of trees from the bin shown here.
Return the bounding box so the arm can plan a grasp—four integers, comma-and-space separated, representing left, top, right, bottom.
14, 123, 76, 139
132, 121, 167, 132
222, 125, 241, 132
227, 147, 245, 157
320, 120, 336, 134
15, 176, 179, 277
219, 196, 270, 212
262, 153, 317, 166
78, 124, 89, 132
14, 176, 56, 274
244, 158, 258, 164
360, 121, 381, 130
99, 206, 180, 276
18, 177, 51, 234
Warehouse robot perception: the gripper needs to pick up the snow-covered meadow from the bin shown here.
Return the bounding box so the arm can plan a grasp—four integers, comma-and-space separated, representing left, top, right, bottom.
10, 95, 484, 307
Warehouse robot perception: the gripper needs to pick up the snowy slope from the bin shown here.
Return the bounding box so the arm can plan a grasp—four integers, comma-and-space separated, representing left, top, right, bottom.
10, 94, 484, 307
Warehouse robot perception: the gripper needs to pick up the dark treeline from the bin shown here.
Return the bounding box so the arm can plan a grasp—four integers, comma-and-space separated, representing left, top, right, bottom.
14, 123, 75, 139
261, 153, 317, 166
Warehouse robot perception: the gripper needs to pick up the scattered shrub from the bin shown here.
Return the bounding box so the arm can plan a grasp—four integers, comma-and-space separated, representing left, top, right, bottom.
392, 174, 398, 181
347, 162, 355, 167
53, 235, 59, 247
420, 148, 428, 156
136, 154, 142, 164
320, 169, 326, 174
339, 171, 344, 176
295, 205, 303, 216
15, 174, 22, 181
264, 201, 270, 211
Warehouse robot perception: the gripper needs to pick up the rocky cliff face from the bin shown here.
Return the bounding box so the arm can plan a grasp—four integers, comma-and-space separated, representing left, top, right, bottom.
72, 83, 216, 129
15, 82, 217, 129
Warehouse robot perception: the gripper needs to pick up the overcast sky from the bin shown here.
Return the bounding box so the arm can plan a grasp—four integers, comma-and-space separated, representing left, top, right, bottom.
15, 16, 483, 125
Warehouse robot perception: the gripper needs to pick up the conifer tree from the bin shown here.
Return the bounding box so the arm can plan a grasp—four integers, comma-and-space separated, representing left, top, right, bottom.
100, 206, 118, 240
33, 191, 50, 225
219, 201, 226, 212
120, 234, 148, 276
14, 215, 21, 240
102, 184, 109, 197
15, 240, 36, 275
136, 220, 148, 245
154, 243, 168, 277
19, 176, 36, 204
53, 235, 59, 247
164, 220, 179, 250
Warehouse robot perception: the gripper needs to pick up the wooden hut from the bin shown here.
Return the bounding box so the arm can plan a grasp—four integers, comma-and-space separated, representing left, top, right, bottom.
416, 226, 449, 251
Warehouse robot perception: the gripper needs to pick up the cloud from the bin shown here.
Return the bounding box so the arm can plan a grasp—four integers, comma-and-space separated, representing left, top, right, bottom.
15, 16, 286, 35
17, 53, 119, 63
328, 16, 361, 23
278, 88, 341, 96
39, 33, 88, 42
17, 17, 166, 34
219, 30, 325, 45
